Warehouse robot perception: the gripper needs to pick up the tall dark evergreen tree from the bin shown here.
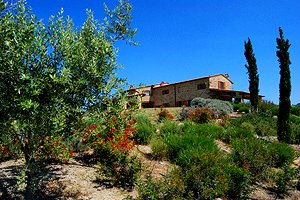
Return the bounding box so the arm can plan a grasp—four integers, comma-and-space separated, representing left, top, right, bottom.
244, 38, 259, 112
276, 27, 292, 143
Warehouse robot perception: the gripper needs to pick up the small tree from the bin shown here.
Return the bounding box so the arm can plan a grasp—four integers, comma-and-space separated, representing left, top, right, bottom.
276, 27, 292, 143
0, 0, 136, 198
244, 38, 259, 112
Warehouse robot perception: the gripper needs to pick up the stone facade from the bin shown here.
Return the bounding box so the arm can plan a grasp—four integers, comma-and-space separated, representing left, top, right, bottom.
127, 74, 259, 108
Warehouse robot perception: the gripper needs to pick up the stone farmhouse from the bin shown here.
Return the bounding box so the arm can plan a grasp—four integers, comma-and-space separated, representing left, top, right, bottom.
127, 74, 263, 108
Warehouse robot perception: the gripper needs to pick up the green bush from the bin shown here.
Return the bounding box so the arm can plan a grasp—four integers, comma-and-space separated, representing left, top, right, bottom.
159, 120, 182, 137
173, 154, 252, 200
270, 107, 279, 116
96, 152, 141, 189
269, 142, 295, 167
191, 97, 233, 116
274, 166, 297, 197
291, 106, 300, 116
126, 175, 185, 200
220, 125, 254, 144
134, 115, 156, 144
238, 106, 249, 113
231, 138, 272, 179
182, 121, 225, 139
233, 112, 277, 136
233, 103, 242, 111
150, 136, 168, 160
164, 132, 219, 165
226, 164, 252, 200
291, 123, 300, 144
290, 114, 300, 125
175, 153, 230, 199
258, 100, 278, 113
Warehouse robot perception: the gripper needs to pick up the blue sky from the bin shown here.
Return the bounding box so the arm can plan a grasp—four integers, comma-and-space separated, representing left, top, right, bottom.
26, 0, 300, 104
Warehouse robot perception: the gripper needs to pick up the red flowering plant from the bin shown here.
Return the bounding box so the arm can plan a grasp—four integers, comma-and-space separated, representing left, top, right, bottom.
188, 108, 213, 124
78, 93, 141, 188
158, 107, 174, 122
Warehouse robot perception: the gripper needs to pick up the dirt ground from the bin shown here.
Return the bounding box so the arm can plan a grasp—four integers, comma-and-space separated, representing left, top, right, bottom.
0, 144, 299, 200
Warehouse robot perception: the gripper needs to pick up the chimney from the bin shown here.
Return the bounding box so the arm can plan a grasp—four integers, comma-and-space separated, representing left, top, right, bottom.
224, 74, 230, 79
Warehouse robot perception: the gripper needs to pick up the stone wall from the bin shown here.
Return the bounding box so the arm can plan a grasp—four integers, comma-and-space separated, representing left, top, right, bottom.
150, 78, 211, 107
209, 75, 232, 90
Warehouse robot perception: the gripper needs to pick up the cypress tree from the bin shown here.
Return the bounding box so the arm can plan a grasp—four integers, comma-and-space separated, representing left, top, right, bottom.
276, 27, 292, 143
244, 38, 259, 112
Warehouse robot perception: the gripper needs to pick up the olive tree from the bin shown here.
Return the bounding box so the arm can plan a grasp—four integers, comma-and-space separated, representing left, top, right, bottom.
0, 0, 136, 198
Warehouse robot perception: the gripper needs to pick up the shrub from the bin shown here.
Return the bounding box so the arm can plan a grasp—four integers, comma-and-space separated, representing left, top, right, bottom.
188, 108, 213, 124
291, 123, 300, 144
290, 114, 300, 125
182, 121, 225, 139
220, 125, 254, 144
163, 131, 219, 166
274, 166, 297, 197
191, 97, 233, 116
234, 112, 277, 136
96, 152, 141, 189
159, 120, 182, 137
226, 164, 252, 200
134, 115, 156, 144
259, 100, 278, 113
231, 138, 272, 179
150, 136, 168, 160
175, 153, 230, 199
126, 175, 185, 200
179, 106, 192, 121
158, 107, 174, 122
233, 103, 242, 111
291, 106, 300, 116
269, 142, 295, 167
270, 107, 279, 116
238, 106, 249, 113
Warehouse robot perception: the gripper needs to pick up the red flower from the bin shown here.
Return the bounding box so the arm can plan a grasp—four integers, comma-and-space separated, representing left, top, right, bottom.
113, 117, 117, 122
69, 150, 73, 156
4, 148, 8, 155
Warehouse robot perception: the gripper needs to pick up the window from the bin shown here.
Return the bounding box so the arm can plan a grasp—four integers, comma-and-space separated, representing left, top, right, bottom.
219, 81, 225, 90
197, 83, 206, 90
162, 89, 169, 95
145, 90, 150, 95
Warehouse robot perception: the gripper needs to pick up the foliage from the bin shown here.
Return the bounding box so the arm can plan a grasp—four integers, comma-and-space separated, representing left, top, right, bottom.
220, 124, 254, 144
158, 107, 174, 122
244, 38, 259, 112
291, 122, 300, 144
191, 97, 233, 116
188, 108, 212, 124
269, 142, 295, 168
232, 103, 242, 111
96, 152, 141, 189
258, 100, 277, 113
159, 120, 182, 137
232, 112, 277, 136
150, 136, 168, 160
179, 106, 191, 121
231, 138, 272, 179
291, 106, 300, 116
274, 166, 297, 197
125, 175, 185, 200
238, 106, 249, 113
182, 121, 225, 139
134, 115, 156, 144
0, 0, 137, 197
276, 27, 292, 143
